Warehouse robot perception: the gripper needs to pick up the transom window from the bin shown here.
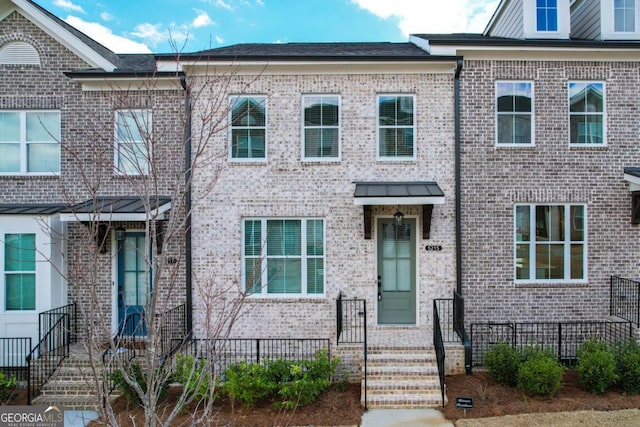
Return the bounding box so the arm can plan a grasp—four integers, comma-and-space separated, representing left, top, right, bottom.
4, 233, 36, 311
244, 219, 324, 295
115, 110, 151, 175
377, 95, 415, 159
537, 0, 558, 31
230, 96, 266, 160
515, 205, 586, 283
0, 111, 60, 174
615, 0, 636, 32
569, 82, 605, 145
496, 82, 534, 145
303, 95, 339, 160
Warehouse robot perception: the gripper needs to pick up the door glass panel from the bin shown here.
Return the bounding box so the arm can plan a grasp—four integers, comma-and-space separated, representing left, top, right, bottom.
124, 272, 137, 305
396, 259, 411, 291
382, 259, 397, 291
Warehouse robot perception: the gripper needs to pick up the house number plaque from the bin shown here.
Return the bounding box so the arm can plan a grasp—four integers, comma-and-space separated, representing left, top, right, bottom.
425, 245, 443, 251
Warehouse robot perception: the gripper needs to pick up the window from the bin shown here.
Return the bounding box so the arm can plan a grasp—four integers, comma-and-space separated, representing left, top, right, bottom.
230, 96, 266, 160
244, 219, 324, 295
536, 0, 558, 31
115, 110, 151, 175
303, 95, 339, 160
0, 111, 60, 174
615, 0, 636, 32
378, 95, 415, 159
496, 82, 534, 145
569, 82, 605, 145
4, 234, 36, 311
515, 205, 586, 282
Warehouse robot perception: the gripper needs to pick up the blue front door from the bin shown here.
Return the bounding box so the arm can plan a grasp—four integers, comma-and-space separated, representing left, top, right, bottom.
117, 232, 150, 336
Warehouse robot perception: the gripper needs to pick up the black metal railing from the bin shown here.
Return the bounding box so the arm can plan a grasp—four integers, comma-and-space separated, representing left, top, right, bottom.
26, 313, 71, 404
336, 292, 367, 409
434, 298, 457, 342
432, 300, 446, 407
0, 337, 31, 382
157, 303, 187, 357
453, 291, 472, 373
39, 303, 77, 344
434, 293, 472, 373
611, 276, 640, 326
470, 320, 634, 367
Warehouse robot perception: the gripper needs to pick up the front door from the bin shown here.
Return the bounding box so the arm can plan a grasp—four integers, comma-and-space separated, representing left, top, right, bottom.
377, 218, 416, 324
117, 232, 150, 336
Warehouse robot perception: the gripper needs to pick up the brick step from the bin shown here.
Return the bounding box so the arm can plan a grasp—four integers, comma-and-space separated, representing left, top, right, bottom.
366, 379, 441, 391
39, 380, 100, 397
366, 365, 438, 376
367, 356, 436, 365
32, 395, 104, 411
367, 347, 433, 355
363, 393, 444, 409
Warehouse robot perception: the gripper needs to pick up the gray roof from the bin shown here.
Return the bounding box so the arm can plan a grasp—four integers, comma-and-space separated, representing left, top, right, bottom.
354, 182, 444, 198
171, 42, 458, 61
62, 196, 172, 214
624, 167, 640, 178
0, 204, 66, 215
413, 33, 640, 48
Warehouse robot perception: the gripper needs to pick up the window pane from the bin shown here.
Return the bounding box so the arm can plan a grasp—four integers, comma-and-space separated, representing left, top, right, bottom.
267, 220, 301, 256
306, 220, 323, 256
570, 115, 603, 144
536, 206, 564, 241
571, 244, 584, 279
5, 234, 35, 271
0, 112, 20, 141
232, 129, 265, 158
570, 206, 584, 241
378, 96, 398, 125
569, 83, 604, 112
267, 259, 301, 293
6, 274, 35, 310
0, 143, 20, 172
516, 244, 530, 280
28, 143, 60, 173
498, 116, 531, 144
304, 128, 338, 158
307, 258, 324, 294
379, 128, 413, 157
245, 258, 262, 293
26, 112, 60, 142
515, 206, 530, 242
232, 97, 265, 127
245, 220, 262, 256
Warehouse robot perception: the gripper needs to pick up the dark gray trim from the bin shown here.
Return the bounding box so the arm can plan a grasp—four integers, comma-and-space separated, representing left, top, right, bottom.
354, 182, 444, 199
624, 167, 640, 178
0, 204, 66, 215
62, 196, 171, 214
414, 33, 640, 49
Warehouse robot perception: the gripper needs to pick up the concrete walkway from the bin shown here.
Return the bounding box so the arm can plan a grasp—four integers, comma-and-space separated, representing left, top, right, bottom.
360, 409, 454, 427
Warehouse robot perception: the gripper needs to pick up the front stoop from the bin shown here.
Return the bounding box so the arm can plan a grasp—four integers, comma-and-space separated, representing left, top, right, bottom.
32, 346, 118, 411
362, 347, 444, 409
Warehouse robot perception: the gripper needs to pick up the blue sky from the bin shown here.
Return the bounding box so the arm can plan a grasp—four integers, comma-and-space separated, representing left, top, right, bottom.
40, 0, 500, 54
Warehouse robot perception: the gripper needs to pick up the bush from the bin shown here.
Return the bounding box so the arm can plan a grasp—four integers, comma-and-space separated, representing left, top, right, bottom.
517, 348, 564, 397
483, 342, 521, 386
112, 363, 169, 406
616, 339, 640, 394
222, 361, 274, 407
576, 339, 618, 394
174, 354, 212, 402
0, 372, 16, 404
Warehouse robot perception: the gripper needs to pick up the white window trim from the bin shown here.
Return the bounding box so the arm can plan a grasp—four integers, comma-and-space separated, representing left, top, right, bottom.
523, 0, 570, 39
0, 110, 61, 176
568, 81, 606, 147
495, 81, 535, 147
514, 204, 588, 284
602, 0, 640, 39
229, 95, 268, 163
301, 94, 341, 162
113, 109, 152, 176
242, 218, 326, 298
376, 94, 417, 162
3, 233, 37, 312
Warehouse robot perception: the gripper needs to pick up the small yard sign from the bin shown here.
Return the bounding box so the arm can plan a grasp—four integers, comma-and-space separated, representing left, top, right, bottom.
455, 396, 473, 409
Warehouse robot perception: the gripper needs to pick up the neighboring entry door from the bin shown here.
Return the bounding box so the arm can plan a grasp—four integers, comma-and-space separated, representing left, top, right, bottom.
377, 218, 416, 324
117, 232, 150, 336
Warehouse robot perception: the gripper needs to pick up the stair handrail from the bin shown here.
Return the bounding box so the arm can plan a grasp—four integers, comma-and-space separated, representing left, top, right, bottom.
26, 313, 70, 404
433, 300, 446, 407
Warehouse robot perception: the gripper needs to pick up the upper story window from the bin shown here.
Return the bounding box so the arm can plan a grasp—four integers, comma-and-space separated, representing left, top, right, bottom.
115, 110, 151, 175
230, 96, 266, 160
0, 111, 60, 175
378, 95, 415, 160
243, 218, 325, 296
302, 95, 340, 161
515, 204, 586, 283
4, 233, 36, 311
536, 0, 558, 31
615, 0, 636, 31
496, 82, 534, 146
568, 82, 605, 145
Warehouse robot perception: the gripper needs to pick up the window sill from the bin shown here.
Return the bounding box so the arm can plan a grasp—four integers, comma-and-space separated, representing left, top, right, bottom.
0, 174, 60, 180
514, 281, 589, 289
246, 295, 327, 302
569, 144, 608, 150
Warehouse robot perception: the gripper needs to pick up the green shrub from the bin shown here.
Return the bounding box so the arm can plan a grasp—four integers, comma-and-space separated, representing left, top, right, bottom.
111, 363, 169, 406
616, 339, 640, 394
0, 372, 16, 404
174, 354, 212, 402
222, 361, 274, 407
517, 348, 564, 397
576, 339, 618, 394
483, 342, 521, 386
276, 351, 339, 410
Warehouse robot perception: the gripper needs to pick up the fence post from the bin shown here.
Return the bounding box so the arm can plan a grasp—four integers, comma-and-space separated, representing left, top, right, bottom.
558, 323, 562, 361
256, 339, 260, 364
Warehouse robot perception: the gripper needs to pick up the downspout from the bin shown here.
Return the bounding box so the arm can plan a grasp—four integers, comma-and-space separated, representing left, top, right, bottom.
180, 74, 193, 336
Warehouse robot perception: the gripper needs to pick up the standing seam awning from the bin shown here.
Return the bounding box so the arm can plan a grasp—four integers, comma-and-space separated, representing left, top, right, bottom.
353, 182, 445, 205
59, 196, 172, 222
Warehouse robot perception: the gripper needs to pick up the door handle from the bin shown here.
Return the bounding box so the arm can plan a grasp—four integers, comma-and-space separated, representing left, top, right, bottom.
377, 275, 382, 301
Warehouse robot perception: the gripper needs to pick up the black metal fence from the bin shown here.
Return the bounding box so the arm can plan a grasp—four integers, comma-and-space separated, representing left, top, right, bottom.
39, 303, 77, 344
157, 303, 187, 357
432, 300, 446, 407
611, 276, 640, 326
0, 337, 31, 382
470, 321, 634, 367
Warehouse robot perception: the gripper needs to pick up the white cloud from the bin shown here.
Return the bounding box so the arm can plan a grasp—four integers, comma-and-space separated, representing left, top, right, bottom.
215, 35, 224, 44
54, 0, 84, 13
64, 16, 151, 53
216, 0, 232, 10
350, 0, 500, 35
255, 0, 264, 5
100, 12, 113, 22
130, 22, 167, 46
193, 10, 215, 28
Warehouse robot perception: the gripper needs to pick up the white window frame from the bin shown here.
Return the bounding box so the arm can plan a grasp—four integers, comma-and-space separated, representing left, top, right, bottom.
229, 95, 267, 162
0, 110, 61, 175
242, 218, 325, 297
568, 81, 606, 146
301, 94, 341, 162
495, 81, 535, 147
602, 0, 640, 39
114, 109, 152, 175
4, 233, 37, 312
514, 204, 587, 284
523, 0, 570, 38
376, 94, 416, 161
